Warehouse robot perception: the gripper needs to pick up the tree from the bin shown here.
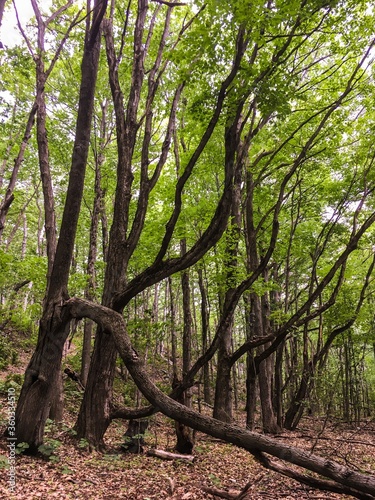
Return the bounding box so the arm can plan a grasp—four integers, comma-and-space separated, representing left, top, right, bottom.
3, 0, 375, 497
67, 296, 375, 498
14, 0, 107, 451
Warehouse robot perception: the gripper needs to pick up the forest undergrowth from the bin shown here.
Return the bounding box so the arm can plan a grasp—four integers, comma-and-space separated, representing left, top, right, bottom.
0, 342, 374, 500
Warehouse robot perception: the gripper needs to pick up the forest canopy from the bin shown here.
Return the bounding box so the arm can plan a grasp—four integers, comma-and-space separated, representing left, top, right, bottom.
0, 0, 375, 497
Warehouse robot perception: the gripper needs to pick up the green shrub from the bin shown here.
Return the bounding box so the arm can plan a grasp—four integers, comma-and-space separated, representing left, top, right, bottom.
0, 336, 17, 370
0, 373, 24, 396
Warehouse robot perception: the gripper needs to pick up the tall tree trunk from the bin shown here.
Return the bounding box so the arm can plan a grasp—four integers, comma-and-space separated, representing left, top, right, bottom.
169, 276, 178, 381
213, 110, 245, 422
257, 283, 280, 434
244, 293, 257, 429
32, 5, 61, 419
181, 239, 192, 410
81, 100, 107, 386
175, 239, 194, 454
0, 104, 37, 242
213, 312, 234, 423
75, 2, 149, 447
13, 0, 107, 451
198, 267, 211, 405
244, 172, 280, 433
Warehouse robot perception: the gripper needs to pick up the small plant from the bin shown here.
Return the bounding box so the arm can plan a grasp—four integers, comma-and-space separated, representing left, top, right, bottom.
78, 438, 90, 450
0, 335, 17, 370
61, 465, 74, 474
209, 473, 221, 487
44, 418, 58, 436
0, 373, 23, 395
38, 439, 62, 462
16, 442, 30, 455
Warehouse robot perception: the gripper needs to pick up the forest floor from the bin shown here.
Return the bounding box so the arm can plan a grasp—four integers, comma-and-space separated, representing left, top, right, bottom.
0, 346, 374, 499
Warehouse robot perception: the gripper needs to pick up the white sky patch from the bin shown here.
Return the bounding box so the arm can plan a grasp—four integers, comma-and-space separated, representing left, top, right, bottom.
1, 0, 36, 48
0, 0, 91, 48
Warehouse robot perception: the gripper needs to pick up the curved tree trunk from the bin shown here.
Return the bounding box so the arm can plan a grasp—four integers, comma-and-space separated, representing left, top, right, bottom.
76, 6, 246, 449
67, 297, 375, 499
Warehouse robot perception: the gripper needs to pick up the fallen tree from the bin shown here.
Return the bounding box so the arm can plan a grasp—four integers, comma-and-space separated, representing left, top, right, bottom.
65, 297, 375, 499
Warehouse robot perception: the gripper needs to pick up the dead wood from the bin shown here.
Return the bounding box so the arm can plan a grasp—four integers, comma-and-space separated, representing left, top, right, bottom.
66, 297, 375, 498
147, 448, 195, 462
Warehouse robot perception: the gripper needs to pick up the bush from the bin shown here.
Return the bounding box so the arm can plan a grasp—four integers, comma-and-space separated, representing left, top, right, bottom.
0, 373, 24, 395
0, 336, 17, 370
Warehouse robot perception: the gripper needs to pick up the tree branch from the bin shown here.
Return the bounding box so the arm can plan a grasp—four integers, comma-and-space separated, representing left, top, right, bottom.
65, 297, 375, 497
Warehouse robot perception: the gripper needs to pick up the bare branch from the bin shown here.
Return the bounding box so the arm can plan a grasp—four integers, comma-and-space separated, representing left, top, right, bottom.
151, 0, 186, 6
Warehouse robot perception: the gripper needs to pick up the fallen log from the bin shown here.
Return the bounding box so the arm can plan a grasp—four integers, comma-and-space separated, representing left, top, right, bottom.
147, 448, 195, 462
66, 298, 375, 498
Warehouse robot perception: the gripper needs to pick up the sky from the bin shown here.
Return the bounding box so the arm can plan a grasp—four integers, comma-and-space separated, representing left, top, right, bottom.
1, 0, 58, 48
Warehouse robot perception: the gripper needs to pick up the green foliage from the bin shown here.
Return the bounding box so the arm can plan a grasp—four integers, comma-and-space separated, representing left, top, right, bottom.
78, 438, 90, 450
209, 473, 221, 487
34, 419, 63, 461
61, 465, 74, 474
0, 373, 23, 395
38, 440, 62, 462
15, 442, 30, 455
0, 455, 9, 470
0, 336, 18, 370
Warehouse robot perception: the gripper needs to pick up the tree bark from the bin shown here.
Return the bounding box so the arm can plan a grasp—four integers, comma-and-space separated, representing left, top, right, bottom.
198, 267, 211, 405
0, 103, 37, 242
213, 105, 245, 423
81, 101, 107, 386
174, 238, 194, 454
14, 0, 107, 451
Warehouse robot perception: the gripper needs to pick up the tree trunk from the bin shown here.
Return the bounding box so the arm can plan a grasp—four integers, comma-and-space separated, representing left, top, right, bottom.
81, 319, 93, 387
75, 3, 150, 448
244, 293, 257, 429
81, 100, 107, 385
174, 238, 194, 454
198, 267, 211, 405
213, 325, 233, 423
258, 290, 280, 434
0, 103, 37, 241
213, 127, 244, 422
244, 171, 280, 433
168, 276, 178, 380
76, 329, 117, 449
67, 297, 375, 499
13, 0, 107, 451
